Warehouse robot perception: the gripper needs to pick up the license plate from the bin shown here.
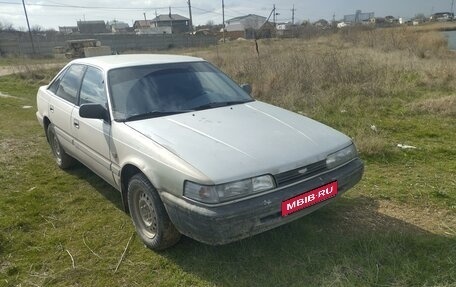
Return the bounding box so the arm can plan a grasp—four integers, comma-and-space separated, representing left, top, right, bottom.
281, 181, 338, 216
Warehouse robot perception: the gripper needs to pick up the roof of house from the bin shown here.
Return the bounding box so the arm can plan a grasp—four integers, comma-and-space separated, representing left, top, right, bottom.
226, 14, 267, 23
76, 21, 107, 33
432, 12, 454, 16
77, 20, 105, 25
151, 14, 189, 22
133, 20, 152, 27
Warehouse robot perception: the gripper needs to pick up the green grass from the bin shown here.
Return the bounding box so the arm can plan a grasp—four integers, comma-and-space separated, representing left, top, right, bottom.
1, 31, 455, 286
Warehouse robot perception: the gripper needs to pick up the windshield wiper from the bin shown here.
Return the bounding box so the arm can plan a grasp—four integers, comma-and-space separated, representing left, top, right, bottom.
123, 110, 189, 122
192, 100, 253, 111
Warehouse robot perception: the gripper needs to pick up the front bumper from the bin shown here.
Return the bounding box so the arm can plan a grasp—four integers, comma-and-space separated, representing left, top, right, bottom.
161, 158, 364, 245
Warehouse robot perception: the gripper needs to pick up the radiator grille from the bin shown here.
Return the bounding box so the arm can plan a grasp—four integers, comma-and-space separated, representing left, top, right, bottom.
275, 160, 327, 186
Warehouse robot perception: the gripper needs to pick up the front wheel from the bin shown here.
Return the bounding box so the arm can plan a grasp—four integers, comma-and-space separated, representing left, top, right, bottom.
128, 174, 181, 250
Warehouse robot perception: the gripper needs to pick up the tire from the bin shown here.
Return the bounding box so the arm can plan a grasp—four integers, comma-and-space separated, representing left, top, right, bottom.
127, 173, 181, 250
47, 123, 75, 169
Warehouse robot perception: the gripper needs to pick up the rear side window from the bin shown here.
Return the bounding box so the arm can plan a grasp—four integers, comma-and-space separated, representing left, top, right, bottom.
55, 64, 86, 105
79, 67, 107, 106
48, 67, 68, 94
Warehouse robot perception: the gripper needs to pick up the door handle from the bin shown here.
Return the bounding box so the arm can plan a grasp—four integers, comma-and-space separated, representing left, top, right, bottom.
49, 105, 54, 112
73, 119, 79, 129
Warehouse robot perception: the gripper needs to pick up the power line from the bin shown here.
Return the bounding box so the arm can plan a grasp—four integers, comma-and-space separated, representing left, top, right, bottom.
224, 8, 247, 17
191, 6, 237, 18
0, 1, 186, 11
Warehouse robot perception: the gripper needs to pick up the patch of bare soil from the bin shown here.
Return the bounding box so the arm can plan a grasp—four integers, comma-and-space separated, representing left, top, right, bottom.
0, 63, 64, 77
0, 91, 19, 99
377, 200, 456, 236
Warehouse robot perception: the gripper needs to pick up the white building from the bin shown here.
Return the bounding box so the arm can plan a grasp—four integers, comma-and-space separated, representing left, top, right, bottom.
225, 14, 267, 32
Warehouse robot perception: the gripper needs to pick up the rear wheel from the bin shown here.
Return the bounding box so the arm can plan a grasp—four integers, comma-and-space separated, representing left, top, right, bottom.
47, 123, 75, 169
128, 173, 181, 250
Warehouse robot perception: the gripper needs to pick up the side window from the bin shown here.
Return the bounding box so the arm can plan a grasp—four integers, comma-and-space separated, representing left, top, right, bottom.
48, 67, 68, 94
55, 64, 86, 105
79, 67, 107, 106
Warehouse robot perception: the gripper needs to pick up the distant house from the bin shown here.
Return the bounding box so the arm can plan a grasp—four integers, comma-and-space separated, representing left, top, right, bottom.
430, 12, 454, 22
77, 21, 107, 34
276, 23, 298, 37
225, 14, 267, 32
132, 20, 169, 34
256, 21, 276, 38
150, 14, 190, 33
224, 14, 268, 39
136, 27, 172, 35
372, 17, 386, 25
384, 16, 397, 23
133, 20, 153, 30
107, 20, 130, 33
337, 22, 349, 28
313, 19, 329, 27
59, 26, 78, 34
276, 23, 290, 31
344, 10, 375, 24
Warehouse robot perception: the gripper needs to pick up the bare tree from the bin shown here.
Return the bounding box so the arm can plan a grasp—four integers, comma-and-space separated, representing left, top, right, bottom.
31, 25, 43, 33
0, 21, 15, 31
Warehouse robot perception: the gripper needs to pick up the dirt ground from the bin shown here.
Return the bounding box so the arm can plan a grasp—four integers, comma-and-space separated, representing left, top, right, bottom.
0, 63, 64, 76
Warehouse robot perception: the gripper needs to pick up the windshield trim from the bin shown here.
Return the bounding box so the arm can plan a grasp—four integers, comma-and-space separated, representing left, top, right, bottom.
115, 99, 256, 122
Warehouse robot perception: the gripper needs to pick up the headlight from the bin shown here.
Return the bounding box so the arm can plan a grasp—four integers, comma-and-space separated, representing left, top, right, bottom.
184, 175, 276, 203
326, 144, 357, 169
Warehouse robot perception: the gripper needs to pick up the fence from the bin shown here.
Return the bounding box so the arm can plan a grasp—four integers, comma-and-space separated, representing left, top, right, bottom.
0, 33, 217, 56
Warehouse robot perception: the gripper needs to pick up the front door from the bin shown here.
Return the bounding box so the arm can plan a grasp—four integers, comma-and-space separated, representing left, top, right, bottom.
71, 66, 116, 187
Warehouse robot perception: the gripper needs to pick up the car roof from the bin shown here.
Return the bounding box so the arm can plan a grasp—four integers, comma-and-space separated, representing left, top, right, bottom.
70, 54, 205, 70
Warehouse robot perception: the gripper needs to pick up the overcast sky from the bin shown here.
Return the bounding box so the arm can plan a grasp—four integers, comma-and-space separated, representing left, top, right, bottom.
0, 0, 454, 30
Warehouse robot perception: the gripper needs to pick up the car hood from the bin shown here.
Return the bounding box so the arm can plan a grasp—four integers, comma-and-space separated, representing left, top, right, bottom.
125, 101, 352, 184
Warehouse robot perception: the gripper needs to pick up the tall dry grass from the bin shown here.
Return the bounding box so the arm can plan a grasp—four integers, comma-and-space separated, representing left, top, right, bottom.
338, 27, 450, 58
186, 27, 456, 156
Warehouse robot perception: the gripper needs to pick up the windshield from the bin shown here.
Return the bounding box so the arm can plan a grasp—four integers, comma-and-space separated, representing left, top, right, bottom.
108, 61, 253, 121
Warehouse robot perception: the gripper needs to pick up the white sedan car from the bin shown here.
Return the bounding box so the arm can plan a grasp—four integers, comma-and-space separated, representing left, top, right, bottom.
36, 54, 364, 250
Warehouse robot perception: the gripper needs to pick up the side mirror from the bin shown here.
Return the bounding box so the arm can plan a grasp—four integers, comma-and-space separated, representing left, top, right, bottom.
240, 83, 252, 95
79, 103, 110, 122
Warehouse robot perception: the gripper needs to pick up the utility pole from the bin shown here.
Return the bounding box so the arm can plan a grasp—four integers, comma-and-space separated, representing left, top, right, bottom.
187, 0, 193, 33
291, 4, 295, 25
222, 0, 225, 43
21, 0, 35, 55
273, 4, 276, 24
452, 0, 455, 15
143, 12, 146, 21
155, 10, 158, 27
169, 6, 173, 33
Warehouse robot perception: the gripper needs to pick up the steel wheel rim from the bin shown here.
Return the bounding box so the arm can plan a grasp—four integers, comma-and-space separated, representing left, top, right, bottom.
137, 191, 157, 238
51, 133, 62, 165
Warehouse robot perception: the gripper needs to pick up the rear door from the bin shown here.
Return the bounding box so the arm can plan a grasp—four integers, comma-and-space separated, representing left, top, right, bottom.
71, 66, 116, 187
47, 64, 86, 157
